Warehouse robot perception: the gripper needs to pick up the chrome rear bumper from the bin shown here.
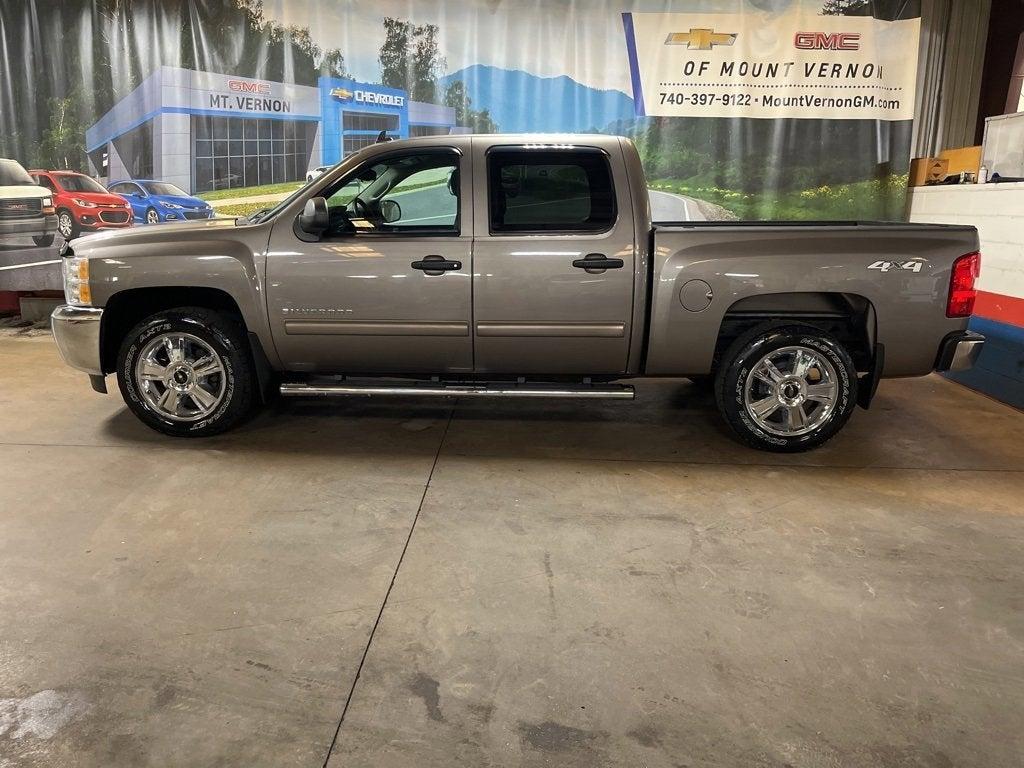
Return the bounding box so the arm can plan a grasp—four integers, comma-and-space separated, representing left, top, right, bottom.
936, 330, 985, 372
51, 305, 104, 376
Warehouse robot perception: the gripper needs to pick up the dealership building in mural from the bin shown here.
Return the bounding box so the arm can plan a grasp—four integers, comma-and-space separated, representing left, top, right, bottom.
85, 66, 461, 194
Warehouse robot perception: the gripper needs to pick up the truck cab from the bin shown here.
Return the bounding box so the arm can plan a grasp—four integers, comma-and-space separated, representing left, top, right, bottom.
267, 135, 641, 377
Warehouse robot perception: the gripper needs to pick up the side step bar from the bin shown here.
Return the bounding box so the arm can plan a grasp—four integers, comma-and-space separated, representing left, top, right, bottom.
279, 381, 635, 400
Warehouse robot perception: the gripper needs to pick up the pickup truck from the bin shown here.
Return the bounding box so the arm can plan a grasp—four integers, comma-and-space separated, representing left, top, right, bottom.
0, 158, 58, 247
50, 134, 984, 452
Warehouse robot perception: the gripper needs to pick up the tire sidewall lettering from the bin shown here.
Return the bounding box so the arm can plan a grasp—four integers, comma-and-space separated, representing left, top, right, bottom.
120, 315, 235, 432
720, 327, 857, 451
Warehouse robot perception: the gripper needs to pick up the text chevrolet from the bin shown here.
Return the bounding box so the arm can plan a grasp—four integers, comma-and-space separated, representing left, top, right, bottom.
50, 135, 984, 451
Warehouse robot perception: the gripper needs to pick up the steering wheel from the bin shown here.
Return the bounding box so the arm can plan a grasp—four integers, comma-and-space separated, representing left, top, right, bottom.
350, 197, 370, 218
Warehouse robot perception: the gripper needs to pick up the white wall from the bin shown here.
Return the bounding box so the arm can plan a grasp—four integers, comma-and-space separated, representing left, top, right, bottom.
906, 182, 1024, 302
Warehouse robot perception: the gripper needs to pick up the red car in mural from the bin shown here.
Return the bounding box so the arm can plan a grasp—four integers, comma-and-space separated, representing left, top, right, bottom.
29, 170, 133, 239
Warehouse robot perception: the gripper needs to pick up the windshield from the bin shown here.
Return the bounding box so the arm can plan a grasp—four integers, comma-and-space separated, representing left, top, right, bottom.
56, 174, 107, 193
0, 159, 36, 186
247, 178, 316, 223
247, 153, 365, 223
142, 181, 189, 197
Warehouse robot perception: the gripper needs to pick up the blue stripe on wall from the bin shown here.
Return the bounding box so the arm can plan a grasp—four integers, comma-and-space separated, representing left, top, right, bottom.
943, 316, 1024, 409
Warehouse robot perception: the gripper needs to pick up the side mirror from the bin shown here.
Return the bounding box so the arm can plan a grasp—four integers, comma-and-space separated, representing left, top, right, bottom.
298, 197, 329, 237
380, 199, 402, 224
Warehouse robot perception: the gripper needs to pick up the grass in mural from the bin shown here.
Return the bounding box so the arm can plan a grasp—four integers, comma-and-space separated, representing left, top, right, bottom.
198, 181, 305, 201
649, 174, 909, 221
214, 202, 272, 218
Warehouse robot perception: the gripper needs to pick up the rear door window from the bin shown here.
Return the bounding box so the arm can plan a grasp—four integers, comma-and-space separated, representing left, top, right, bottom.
487, 148, 616, 234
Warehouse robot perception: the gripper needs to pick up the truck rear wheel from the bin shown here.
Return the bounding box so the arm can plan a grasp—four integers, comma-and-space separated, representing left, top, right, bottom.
116, 307, 257, 437
714, 324, 857, 452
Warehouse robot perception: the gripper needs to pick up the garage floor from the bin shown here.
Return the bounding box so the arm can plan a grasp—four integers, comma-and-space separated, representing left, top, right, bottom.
2, 333, 1023, 767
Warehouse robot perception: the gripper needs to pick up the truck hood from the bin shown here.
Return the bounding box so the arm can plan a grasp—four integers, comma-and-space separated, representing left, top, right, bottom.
0, 184, 51, 199
70, 216, 244, 252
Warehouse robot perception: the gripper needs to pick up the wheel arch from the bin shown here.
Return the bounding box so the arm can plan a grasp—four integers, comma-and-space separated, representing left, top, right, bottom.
100, 287, 246, 374
714, 292, 877, 373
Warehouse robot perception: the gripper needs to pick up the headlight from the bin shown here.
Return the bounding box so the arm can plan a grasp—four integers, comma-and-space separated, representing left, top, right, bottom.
42, 197, 52, 206
62, 256, 91, 306
72, 198, 98, 208
160, 201, 185, 209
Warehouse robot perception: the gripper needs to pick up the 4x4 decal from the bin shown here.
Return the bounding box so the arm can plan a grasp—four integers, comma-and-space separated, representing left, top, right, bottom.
868, 260, 923, 273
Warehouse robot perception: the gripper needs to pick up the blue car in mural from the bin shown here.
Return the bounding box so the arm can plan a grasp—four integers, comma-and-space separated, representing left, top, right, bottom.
106, 180, 215, 224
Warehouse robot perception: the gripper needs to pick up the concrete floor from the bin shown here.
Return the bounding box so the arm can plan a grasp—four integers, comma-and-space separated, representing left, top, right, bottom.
1, 333, 1023, 768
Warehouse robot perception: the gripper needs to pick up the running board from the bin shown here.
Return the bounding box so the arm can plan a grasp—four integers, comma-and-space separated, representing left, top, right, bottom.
279, 381, 635, 400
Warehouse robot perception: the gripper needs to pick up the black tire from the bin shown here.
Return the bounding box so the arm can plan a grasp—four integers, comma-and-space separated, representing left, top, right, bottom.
714, 324, 857, 453
116, 307, 257, 437
687, 375, 714, 392
33, 233, 54, 247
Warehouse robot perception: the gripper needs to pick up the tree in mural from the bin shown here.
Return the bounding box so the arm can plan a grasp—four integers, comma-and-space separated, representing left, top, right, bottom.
411, 23, 445, 103
821, 0, 918, 17
319, 48, 351, 79
821, 0, 872, 13
379, 17, 446, 103
37, 96, 88, 171
379, 17, 413, 91
443, 81, 498, 133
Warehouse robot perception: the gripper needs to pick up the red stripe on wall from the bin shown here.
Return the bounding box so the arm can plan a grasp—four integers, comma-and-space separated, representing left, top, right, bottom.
975, 291, 1024, 327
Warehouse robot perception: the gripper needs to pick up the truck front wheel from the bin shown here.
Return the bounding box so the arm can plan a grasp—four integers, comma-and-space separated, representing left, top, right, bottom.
116, 307, 257, 437
714, 324, 858, 452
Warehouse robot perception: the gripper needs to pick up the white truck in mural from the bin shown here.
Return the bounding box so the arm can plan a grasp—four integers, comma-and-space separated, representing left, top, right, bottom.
0, 159, 58, 247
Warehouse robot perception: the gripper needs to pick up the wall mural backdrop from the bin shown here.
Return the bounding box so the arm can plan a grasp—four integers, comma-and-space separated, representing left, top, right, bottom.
0, 0, 921, 226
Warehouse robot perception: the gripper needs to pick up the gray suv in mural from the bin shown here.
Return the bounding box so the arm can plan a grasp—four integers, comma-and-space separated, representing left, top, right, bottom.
50, 134, 984, 452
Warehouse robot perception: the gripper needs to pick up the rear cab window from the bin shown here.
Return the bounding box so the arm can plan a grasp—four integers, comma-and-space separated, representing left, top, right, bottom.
487, 148, 616, 234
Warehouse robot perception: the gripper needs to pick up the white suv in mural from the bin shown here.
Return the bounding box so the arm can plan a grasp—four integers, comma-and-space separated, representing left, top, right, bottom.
0, 159, 58, 247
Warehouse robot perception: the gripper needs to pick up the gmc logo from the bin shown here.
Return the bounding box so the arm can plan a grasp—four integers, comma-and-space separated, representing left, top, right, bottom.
794, 32, 861, 50
5, 203, 27, 210
227, 79, 271, 95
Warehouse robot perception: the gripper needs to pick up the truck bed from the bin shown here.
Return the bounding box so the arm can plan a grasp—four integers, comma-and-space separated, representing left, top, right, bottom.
644, 220, 980, 377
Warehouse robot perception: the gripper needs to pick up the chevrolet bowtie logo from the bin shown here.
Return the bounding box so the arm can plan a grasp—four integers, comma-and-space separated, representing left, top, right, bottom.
330, 87, 354, 101
664, 28, 738, 50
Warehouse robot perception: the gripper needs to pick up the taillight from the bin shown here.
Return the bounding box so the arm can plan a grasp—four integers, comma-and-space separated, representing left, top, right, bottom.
947, 251, 980, 318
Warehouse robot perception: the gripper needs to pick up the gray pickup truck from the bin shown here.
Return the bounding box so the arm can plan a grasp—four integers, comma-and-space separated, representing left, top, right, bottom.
51, 134, 984, 451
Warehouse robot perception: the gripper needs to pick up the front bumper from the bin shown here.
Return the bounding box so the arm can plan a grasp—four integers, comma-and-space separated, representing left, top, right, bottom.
78, 213, 133, 231
936, 330, 985, 372
0, 214, 58, 236
51, 305, 104, 376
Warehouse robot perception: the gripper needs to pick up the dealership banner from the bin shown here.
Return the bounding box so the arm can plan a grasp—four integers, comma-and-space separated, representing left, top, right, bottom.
0, 0, 923, 278
623, 10, 920, 120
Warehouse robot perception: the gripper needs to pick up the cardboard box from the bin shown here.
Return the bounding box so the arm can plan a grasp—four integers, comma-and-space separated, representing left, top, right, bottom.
909, 157, 948, 186
939, 145, 983, 178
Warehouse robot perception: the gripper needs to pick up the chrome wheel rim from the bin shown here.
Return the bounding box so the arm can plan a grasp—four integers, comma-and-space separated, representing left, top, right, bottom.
58, 213, 73, 237
135, 332, 226, 422
146, 209, 159, 224
743, 345, 838, 437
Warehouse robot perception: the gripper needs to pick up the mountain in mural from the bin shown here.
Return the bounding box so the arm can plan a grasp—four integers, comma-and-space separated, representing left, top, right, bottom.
440, 64, 636, 133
